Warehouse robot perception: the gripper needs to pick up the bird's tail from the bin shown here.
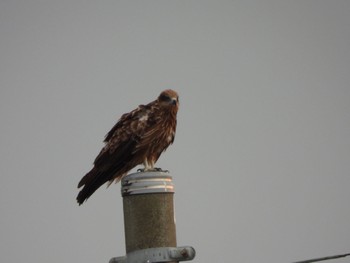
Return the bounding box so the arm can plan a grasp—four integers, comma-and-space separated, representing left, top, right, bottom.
76, 168, 107, 205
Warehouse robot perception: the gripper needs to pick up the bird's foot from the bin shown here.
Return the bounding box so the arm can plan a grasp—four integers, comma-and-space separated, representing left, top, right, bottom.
153, 167, 169, 173
137, 167, 169, 173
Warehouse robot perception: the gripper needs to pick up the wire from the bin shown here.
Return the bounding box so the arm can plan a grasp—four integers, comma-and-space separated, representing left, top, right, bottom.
293, 253, 350, 263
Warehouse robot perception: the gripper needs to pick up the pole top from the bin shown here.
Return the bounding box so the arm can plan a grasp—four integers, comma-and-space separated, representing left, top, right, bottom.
121, 171, 174, 196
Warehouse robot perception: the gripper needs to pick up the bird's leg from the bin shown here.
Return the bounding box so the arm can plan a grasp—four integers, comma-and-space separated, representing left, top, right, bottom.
137, 160, 151, 172
137, 160, 169, 173
148, 160, 169, 173
149, 160, 167, 172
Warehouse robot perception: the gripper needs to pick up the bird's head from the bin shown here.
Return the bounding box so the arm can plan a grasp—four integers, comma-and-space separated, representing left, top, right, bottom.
158, 89, 179, 109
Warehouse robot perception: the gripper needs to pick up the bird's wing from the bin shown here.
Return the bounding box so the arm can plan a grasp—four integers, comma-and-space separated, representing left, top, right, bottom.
76, 103, 156, 204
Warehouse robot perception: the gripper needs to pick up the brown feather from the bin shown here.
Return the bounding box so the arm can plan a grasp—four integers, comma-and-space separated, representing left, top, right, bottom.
76, 89, 179, 205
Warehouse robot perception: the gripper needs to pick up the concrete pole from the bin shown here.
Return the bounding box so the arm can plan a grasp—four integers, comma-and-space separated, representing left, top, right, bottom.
121, 171, 177, 254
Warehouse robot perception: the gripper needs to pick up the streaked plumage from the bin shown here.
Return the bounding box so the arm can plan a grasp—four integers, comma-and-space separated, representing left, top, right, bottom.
76, 89, 179, 205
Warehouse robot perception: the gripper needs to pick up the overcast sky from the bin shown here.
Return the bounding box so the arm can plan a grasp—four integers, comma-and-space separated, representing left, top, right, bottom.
1, 1, 350, 263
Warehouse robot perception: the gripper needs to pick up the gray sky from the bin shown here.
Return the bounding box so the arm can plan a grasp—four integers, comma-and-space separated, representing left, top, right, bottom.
1, 1, 350, 263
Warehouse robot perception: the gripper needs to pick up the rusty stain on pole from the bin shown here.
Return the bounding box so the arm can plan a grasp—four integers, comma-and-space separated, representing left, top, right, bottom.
121, 171, 177, 253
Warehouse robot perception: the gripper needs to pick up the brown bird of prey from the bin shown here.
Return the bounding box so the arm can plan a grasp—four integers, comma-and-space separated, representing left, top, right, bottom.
76, 89, 179, 205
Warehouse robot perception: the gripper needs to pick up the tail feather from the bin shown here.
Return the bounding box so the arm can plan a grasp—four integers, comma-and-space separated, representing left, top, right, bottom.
76, 168, 107, 205
76, 140, 137, 205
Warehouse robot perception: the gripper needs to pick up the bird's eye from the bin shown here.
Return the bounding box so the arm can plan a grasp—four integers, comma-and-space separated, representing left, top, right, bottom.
159, 94, 171, 102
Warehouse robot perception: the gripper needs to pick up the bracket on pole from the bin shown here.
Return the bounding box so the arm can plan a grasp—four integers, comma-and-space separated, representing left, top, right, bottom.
109, 246, 196, 263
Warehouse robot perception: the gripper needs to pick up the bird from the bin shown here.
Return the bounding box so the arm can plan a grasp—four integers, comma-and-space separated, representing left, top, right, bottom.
76, 89, 179, 205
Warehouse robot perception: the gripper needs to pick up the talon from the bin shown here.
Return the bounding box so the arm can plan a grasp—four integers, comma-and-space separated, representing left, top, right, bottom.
137, 167, 169, 173
154, 167, 169, 173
